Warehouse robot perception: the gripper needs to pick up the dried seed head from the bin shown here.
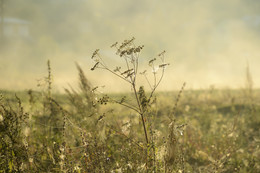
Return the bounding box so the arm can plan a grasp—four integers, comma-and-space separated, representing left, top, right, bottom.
91, 49, 100, 59
138, 86, 148, 110
158, 50, 166, 57
159, 63, 170, 68
126, 72, 134, 78
98, 95, 110, 105
91, 62, 99, 71
111, 42, 118, 48
149, 58, 156, 66
121, 69, 134, 76
113, 66, 121, 72
92, 86, 98, 92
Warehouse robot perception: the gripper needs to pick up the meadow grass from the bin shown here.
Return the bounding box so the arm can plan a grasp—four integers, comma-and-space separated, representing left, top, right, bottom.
0, 39, 259, 172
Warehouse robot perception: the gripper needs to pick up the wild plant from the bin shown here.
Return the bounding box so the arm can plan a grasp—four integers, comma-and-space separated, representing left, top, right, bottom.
90, 37, 188, 171
91, 38, 167, 138
0, 93, 29, 172
64, 63, 98, 127
25, 60, 69, 172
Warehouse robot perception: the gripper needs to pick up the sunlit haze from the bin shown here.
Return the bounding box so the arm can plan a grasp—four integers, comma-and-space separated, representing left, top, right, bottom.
0, 0, 260, 92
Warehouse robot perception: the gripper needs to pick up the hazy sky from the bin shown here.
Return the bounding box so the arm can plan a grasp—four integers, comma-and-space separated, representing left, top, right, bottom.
0, 0, 260, 92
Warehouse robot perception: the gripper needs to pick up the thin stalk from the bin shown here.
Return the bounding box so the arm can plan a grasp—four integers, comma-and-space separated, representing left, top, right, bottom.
132, 83, 149, 144
108, 124, 144, 150
99, 66, 131, 83
113, 100, 141, 114
147, 68, 165, 103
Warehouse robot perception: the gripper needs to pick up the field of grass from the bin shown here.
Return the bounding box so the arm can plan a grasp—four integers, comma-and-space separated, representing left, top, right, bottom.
0, 39, 259, 172
1, 83, 259, 172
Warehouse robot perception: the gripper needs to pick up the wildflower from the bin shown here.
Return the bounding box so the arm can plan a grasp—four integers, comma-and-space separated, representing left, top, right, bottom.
228, 132, 234, 137
74, 165, 81, 171
0, 114, 3, 122
122, 120, 131, 135
23, 127, 30, 137
138, 163, 146, 171
29, 158, 33, 163
127, 163, 132, 169
60, 154, 65, 160
178, 129, 183, 136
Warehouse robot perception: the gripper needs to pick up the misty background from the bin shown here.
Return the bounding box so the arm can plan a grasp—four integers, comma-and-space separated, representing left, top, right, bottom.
0, 0, 260, 92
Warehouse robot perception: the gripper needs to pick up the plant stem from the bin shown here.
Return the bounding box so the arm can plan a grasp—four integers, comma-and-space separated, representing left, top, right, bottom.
132, 83, 149, 144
